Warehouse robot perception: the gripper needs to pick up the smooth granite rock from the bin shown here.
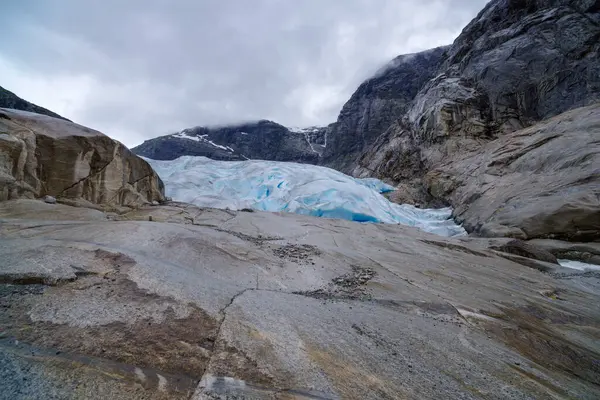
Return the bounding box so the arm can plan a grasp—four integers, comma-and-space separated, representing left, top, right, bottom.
433, 104, 600, 240
1, 199, 599, 399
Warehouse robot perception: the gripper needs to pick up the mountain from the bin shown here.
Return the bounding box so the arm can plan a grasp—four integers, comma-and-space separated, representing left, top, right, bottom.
132, 47, 448, 167
333, 0, 600, 240
132, 120, 330, 163
346, 0, 600, 179
322, 46, 449, 172
3, 1, 600, 397
0, 86, 70, 121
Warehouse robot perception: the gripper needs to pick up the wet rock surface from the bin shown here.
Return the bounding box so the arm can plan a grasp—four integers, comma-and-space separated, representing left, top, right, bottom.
1, 199, 599, 399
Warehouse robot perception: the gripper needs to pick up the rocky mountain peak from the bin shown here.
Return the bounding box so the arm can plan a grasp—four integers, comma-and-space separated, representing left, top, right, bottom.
132, 120, 329, 162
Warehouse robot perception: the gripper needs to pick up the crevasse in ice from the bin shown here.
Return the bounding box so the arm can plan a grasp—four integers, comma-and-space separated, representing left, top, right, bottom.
144, 156, 466, 237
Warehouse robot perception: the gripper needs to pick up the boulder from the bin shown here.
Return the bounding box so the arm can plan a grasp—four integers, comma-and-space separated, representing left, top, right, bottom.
0, 108, 164, 208
43, 195, 56, 204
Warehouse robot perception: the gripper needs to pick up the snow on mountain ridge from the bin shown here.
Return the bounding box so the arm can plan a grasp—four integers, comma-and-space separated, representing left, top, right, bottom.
171, 131, 235, 153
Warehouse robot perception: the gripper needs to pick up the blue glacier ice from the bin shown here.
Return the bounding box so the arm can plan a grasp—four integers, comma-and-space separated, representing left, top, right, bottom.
145, 156, 466, 237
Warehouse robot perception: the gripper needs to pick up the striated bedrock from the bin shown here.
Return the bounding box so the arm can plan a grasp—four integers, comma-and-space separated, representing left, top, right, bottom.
132, 120, 330, 163
0, 108, 164, 207
322, 46, 449, 173
1, 200, 600, 399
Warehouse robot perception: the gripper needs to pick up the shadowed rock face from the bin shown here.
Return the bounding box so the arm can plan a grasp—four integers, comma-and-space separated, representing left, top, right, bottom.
0, 108, 164, 207
410, 0, 600, 141
0, 86, 70, 121
1, 200, 599, 399
322, 46, 449, 173
132, 120, 330, 163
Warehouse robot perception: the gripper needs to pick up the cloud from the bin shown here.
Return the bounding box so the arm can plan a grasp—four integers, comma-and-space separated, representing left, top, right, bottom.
0, 0, 488, 147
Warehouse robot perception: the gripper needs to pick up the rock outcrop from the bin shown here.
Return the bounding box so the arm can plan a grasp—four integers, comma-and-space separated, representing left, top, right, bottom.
358, 103, 600, 240
429, 104, 600, 240
1, 199, 599, 399
0, 108, 164, 208
0, 86, 69, 121
408, 0, 600, 143
132, 120, 329, 163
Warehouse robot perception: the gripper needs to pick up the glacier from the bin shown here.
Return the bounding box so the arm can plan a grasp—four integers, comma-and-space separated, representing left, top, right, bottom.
145, 156, 467, 237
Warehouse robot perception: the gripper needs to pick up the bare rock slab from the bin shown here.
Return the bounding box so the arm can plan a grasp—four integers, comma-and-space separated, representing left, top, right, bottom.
1, 201, 600, 399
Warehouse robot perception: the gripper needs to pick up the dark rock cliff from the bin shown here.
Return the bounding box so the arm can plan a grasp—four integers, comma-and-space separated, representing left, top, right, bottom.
321, 46, 449, 173
132, 120, 329, 163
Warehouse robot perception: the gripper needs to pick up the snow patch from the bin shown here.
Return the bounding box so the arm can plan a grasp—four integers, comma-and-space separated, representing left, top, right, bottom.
171, 132, 201, 142
171, 132, 234, 152
558, 260, 600, 271
288, 126, 325, 153
207, 140, 229, 151
304, 132, 318, 154
144, 156, 466, 237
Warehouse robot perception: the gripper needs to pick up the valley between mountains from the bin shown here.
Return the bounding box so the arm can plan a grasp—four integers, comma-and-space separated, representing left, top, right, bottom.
1, 0, 600, 399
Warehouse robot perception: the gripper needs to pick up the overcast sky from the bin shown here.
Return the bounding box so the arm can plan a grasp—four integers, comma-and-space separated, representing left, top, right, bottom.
1, 0, 488, 147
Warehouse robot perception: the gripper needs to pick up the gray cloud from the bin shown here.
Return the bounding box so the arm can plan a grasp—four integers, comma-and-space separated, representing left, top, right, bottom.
0, 0, 488, 147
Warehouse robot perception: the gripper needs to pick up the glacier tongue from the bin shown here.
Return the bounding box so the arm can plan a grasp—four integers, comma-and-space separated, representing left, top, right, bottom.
145, 156, 466, 237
